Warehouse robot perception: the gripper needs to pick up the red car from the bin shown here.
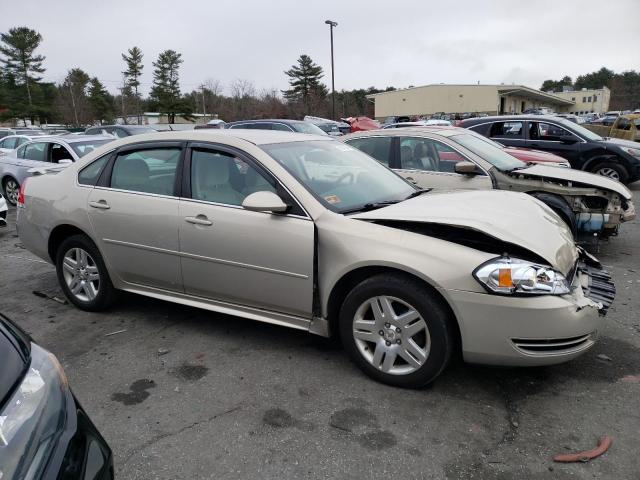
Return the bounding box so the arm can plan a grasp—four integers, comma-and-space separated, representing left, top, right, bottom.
341, 116, 380, 132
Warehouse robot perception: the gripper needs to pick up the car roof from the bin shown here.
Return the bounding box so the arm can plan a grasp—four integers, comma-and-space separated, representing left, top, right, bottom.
227, 119, 307, 125
346, 126, 467, 138
460, 115, 570, 125
79, 129, 330, 147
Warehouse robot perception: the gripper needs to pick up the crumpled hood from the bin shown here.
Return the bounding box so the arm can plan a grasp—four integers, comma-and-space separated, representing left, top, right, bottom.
511, 164, 632, 199
351, 190, 578, 274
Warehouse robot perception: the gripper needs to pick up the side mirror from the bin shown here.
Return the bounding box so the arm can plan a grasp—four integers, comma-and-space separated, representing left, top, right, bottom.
559, 135, 578, 144
242, 191, 288, 213
58, 159, 73, 165
454, 161, 478, 175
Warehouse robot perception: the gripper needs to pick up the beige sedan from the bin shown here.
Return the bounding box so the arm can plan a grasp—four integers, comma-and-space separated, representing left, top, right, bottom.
16, 130, 614, 387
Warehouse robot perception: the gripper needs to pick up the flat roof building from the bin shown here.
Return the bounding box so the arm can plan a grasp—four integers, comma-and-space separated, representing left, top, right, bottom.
366, 84, 574, 119
547, 86, 610, 115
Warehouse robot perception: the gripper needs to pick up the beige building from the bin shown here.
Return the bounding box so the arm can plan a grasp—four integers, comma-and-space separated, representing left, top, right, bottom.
366, 84, 574, 119
550, 87, 610, 115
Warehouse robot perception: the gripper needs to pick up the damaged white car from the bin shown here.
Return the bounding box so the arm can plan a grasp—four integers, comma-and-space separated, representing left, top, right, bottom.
17, 130, 614, 387
343, 127, 635, 239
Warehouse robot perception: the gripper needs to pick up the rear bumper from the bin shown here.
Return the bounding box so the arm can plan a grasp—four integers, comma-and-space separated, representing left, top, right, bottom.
448, 262, 614, 367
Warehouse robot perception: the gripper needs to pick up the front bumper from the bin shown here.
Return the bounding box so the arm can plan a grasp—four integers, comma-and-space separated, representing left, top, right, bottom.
448, 261, 614, 367
42, 391, 114, 480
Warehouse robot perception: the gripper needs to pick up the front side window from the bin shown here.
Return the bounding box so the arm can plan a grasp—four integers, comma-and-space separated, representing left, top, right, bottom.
271, 123, 293, 132
489, 121, 524, 138
190, 149, 276, 206
345, 137, 393, 166
399, 137, 439, 171
529, 122, 572, 141
110, 148, 180, 195
291, 122, 327, 135
262, 140, 415, 213
21, 142, 47, 162
113, 128, 129, 138
50, 144, 74, 163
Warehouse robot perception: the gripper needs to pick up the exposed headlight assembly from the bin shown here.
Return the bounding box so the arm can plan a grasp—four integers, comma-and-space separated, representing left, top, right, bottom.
474, 257, 570, 295
0, 344, 68, 479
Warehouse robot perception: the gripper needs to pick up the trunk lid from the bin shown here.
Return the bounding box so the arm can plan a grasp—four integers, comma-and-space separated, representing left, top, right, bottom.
351, 189, 578, 274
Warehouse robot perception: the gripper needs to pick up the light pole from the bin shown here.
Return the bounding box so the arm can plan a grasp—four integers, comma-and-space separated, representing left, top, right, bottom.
325, 20, 338, 120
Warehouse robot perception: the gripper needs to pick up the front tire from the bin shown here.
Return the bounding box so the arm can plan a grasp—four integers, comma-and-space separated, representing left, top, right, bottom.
339, 274, 454, 388
590, 161, 629, 183
3, 177, 19, 206
55, 234, 116, 311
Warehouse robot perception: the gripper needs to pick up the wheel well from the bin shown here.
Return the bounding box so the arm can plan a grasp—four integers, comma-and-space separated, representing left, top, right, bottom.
326, 266, 462, 352
1, 175, 18, 187
583, 154, 628, 173
48, 224, 87, 262
527, 191, 577, 236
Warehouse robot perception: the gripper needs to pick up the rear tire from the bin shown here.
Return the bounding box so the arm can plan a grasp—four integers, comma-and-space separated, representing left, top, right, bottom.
590, 161, 629, 184
339, 273, 454, 388
2, 177, 19, 206
55, 234, 117, 311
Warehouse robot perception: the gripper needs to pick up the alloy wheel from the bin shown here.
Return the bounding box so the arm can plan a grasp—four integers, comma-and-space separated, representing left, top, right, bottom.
352, 295, 430, 375
4, 179, 19, 205
62, 248, 100, 302
596, 167, 620, 181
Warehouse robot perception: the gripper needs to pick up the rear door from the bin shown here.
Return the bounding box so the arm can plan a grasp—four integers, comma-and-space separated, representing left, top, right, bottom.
485, 120, 526, 147
178, 143, 314, 317
87, 142, 184, 291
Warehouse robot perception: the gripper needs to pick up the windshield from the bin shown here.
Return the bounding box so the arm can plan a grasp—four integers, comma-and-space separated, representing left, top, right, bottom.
262, 140, 415, 213
70, 140, 111, 157
553, 117, 602, 141
450, 133, 526, 170
291, 122, 327, 135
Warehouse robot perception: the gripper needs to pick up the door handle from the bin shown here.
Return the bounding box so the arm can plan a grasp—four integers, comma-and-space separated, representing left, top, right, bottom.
185, 215, 213, 226
89, 200, 110, 210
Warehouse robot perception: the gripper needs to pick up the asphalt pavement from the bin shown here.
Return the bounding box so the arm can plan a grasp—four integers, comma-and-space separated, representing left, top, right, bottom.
1, 184, 639, 479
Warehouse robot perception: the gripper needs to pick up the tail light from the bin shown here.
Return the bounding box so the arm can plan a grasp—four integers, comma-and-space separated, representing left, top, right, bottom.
17, 180, 27, 206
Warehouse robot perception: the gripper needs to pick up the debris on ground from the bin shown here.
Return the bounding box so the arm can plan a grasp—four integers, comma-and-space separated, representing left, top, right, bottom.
32, 290, 68, 305
553, 435, 612, 463
620, 374, 640, 383
158, 348, 170, 356
596, 354, 612, 362
104, 329, 127, 337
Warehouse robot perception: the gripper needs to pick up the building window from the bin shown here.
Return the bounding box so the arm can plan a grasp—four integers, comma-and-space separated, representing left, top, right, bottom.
582, 97, 587, 102
572, 97, 575, 102
587, 96, 592, 102
593, 95, 597, 101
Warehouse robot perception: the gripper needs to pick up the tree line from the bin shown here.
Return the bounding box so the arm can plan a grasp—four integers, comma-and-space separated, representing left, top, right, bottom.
541, 67, 640, 110
0, 26, 396, 127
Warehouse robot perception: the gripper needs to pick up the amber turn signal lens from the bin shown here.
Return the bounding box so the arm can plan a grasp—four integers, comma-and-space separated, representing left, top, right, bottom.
498, 268, 513, 288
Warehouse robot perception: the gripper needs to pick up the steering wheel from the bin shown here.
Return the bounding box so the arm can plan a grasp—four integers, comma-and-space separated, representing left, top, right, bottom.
335, 172, 355, 185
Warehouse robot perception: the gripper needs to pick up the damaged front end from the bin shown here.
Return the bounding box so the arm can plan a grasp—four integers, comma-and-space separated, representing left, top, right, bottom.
493, 166, 636, 239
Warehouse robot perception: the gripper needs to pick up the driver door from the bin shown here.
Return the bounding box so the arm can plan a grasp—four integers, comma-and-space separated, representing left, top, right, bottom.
394, 137, 491, 190
178, 144, 315, 318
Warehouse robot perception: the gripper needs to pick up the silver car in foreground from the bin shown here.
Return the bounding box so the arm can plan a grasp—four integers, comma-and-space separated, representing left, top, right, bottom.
0, 135, 113, 205
17, 130, 614, 387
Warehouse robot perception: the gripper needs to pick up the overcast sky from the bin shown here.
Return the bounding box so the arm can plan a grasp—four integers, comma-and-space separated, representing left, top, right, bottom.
2, 0, 639, 96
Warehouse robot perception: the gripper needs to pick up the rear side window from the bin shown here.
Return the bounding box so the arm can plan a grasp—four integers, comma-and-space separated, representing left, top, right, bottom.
489, 121, 524, 138
78, 154, 110, 186
110, 148, 180, 196
21, 142, 47, 161
0, 137, 18, 149
271, 123, 292, 131
345, 137, 393, 166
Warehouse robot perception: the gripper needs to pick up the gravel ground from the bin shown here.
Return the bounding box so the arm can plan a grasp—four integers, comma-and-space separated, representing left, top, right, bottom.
1, 183, 639, 479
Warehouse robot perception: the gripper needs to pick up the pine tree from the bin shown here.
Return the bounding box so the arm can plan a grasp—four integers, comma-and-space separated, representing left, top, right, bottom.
88, 77, 114, 124
0, 27, 46, 120
150, 49, 185, 123
122, 46, 144, 123
282, 55, 328, 113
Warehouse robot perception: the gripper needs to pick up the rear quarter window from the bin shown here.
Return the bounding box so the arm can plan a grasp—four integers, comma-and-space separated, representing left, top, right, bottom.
78, 154, 110, 186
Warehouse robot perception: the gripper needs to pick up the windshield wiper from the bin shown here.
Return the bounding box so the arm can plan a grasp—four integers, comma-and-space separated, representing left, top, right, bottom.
342, 200, 400, 214
404, 188, 430, 200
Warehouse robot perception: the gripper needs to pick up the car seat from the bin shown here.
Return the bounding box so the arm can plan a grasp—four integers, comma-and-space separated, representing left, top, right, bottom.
192, 155, 244, 205
413, 143, 436, 171
112, 158, 150, 192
